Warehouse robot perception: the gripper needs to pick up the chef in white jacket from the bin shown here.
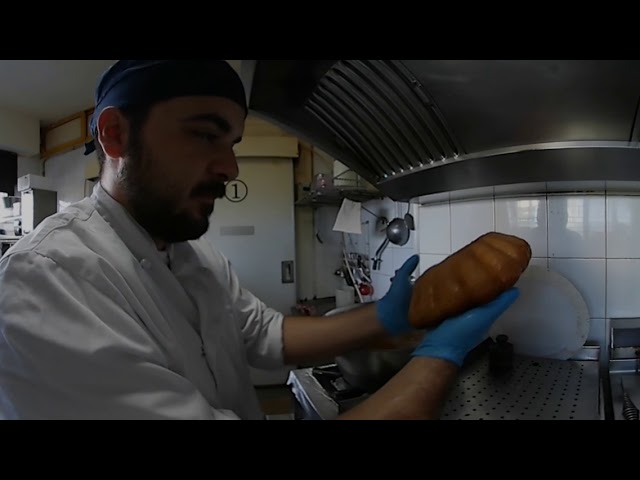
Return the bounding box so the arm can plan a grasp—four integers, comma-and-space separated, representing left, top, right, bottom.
0, 60, 518, 420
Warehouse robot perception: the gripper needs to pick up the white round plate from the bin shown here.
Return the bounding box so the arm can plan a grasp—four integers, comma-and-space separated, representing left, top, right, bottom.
488, 265, 590, 360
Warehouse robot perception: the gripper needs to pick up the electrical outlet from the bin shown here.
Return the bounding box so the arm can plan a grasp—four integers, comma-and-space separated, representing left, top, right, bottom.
281, 260, 294, 284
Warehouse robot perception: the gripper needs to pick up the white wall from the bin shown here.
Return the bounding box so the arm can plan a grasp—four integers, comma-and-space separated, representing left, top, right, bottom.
0, 107, 40, 156
17, 155, 41, 178
294, 207, 315, 301
311, 205, 344, 299
43, 146, 96, 211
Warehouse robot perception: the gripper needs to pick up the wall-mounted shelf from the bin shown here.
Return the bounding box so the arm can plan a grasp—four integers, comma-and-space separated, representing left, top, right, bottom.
295, 187, 383, 207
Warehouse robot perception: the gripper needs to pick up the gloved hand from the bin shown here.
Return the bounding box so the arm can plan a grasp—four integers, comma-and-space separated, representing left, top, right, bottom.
412, 287, 520, 367
376, 254, 420, 336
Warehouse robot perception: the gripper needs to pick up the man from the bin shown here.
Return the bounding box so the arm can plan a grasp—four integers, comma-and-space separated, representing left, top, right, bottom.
0, 60, 518, 420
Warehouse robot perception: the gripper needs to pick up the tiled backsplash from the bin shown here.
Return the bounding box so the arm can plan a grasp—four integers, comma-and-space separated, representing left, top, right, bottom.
358, 197, 419, 303
362, 180, 640, 360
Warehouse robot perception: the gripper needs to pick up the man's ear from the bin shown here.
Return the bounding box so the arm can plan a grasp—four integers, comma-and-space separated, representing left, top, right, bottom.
96, 107, 128, 159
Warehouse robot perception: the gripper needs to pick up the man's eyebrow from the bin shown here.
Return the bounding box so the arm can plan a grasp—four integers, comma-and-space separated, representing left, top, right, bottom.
182, 113, 231, 133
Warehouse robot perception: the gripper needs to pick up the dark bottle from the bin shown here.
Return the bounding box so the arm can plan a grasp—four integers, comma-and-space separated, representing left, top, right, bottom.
489, 334, 514, 374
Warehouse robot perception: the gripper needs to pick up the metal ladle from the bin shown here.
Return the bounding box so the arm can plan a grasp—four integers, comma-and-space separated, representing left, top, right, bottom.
404, 201, 415, 231
372, 217, 410, 270
387, 217, 410, 246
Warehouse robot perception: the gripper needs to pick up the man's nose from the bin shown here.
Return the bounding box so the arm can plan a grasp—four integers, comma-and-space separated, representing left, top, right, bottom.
210, 148, 239, 181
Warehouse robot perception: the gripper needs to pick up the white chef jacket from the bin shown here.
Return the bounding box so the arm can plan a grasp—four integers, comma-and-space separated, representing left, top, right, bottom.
0, 183, 286, 420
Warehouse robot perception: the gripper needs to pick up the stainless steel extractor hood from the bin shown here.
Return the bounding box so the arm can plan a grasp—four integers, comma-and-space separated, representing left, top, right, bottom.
240, 60, 640, 201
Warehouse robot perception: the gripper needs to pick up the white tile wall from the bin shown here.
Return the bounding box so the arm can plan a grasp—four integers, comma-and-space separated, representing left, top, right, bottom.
606, 196, 640, 258
548, 195, 606, 258
494, 196, 547, 258
418, 203, 450, 255
17, 155, 41, 178
415, 181, 640, 351
361, 199, 420, 300
548, 258, 606, 318
528, 257, 549, 269
312, 205, 347, 299
606, 259, 640, 318
450, 199, 494, 252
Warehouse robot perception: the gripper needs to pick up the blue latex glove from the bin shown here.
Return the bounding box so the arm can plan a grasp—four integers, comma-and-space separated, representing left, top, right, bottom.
412, 287, 520, 367
376, 254, 420, 336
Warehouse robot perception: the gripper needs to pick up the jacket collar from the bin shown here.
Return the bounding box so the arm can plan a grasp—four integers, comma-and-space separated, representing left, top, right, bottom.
90, 181, 174, 266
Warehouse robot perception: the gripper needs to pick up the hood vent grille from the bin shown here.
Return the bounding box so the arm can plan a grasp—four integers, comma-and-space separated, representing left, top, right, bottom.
304, 60, 463, 183
246, 60, 640, 201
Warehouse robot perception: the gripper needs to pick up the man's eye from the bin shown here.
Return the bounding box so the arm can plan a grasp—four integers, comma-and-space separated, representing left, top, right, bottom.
193, 131, 218, 143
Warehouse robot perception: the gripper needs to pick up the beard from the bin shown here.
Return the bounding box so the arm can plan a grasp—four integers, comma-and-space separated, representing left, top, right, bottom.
118, 137, 226, 244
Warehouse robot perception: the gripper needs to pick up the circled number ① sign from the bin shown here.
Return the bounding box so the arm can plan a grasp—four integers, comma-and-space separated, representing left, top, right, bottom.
225, 179, 248, 203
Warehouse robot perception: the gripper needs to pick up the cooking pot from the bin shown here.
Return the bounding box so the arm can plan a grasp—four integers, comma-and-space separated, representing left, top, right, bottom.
325, 302, 424, 393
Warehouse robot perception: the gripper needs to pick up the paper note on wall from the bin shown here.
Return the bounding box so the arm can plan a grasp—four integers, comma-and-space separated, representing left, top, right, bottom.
332, 198, 362, 234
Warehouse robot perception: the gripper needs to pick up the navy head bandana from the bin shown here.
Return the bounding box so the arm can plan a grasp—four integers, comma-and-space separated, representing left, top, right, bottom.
84, 59, 248, 155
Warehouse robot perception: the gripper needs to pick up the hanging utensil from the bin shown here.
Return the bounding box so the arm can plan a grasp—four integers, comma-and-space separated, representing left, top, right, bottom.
372, 216, 411, 270
404, 201, 415, 231
620, 379, 639, 420
341, 235, 363, 303
387, 216, 410, 246
372, 237, 389, 270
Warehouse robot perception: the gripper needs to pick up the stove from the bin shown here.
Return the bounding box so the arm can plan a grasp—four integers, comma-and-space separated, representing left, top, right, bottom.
287, 364, 369, 419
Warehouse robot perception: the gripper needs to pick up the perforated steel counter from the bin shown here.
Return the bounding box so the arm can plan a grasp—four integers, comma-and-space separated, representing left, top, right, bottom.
440, 354, 601, 420
288, 347, 603, 420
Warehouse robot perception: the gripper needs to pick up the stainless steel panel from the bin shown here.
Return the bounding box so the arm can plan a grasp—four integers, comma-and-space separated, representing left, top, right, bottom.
306, 96, 392, 177
387, 60, 463, 159
441, 355, 601, 420
245, 60, 640, 200
402, 60, 640, 151
609, 317, 640, 360
378, 142, 640, 200
287, 367, 338, 420
322, 73, 419, 168
330, 62, 428, 166
335, 61, 439, 164
568, 345, 601, 362
609, 373, 640, 420
288, 353, 602, 420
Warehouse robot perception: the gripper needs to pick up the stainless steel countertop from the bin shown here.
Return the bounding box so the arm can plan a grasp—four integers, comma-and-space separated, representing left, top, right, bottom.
440, 354, 602, 420
289, 350, 604, 420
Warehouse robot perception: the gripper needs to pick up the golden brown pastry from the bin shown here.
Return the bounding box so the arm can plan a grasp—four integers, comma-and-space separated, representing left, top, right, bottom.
408, 231, 532, 329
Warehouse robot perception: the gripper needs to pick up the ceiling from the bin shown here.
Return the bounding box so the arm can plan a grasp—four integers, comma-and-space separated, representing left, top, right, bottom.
0, 60, 243, 126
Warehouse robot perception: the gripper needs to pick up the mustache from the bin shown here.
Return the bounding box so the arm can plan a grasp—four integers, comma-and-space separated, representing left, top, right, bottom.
191, 181, 227, 199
